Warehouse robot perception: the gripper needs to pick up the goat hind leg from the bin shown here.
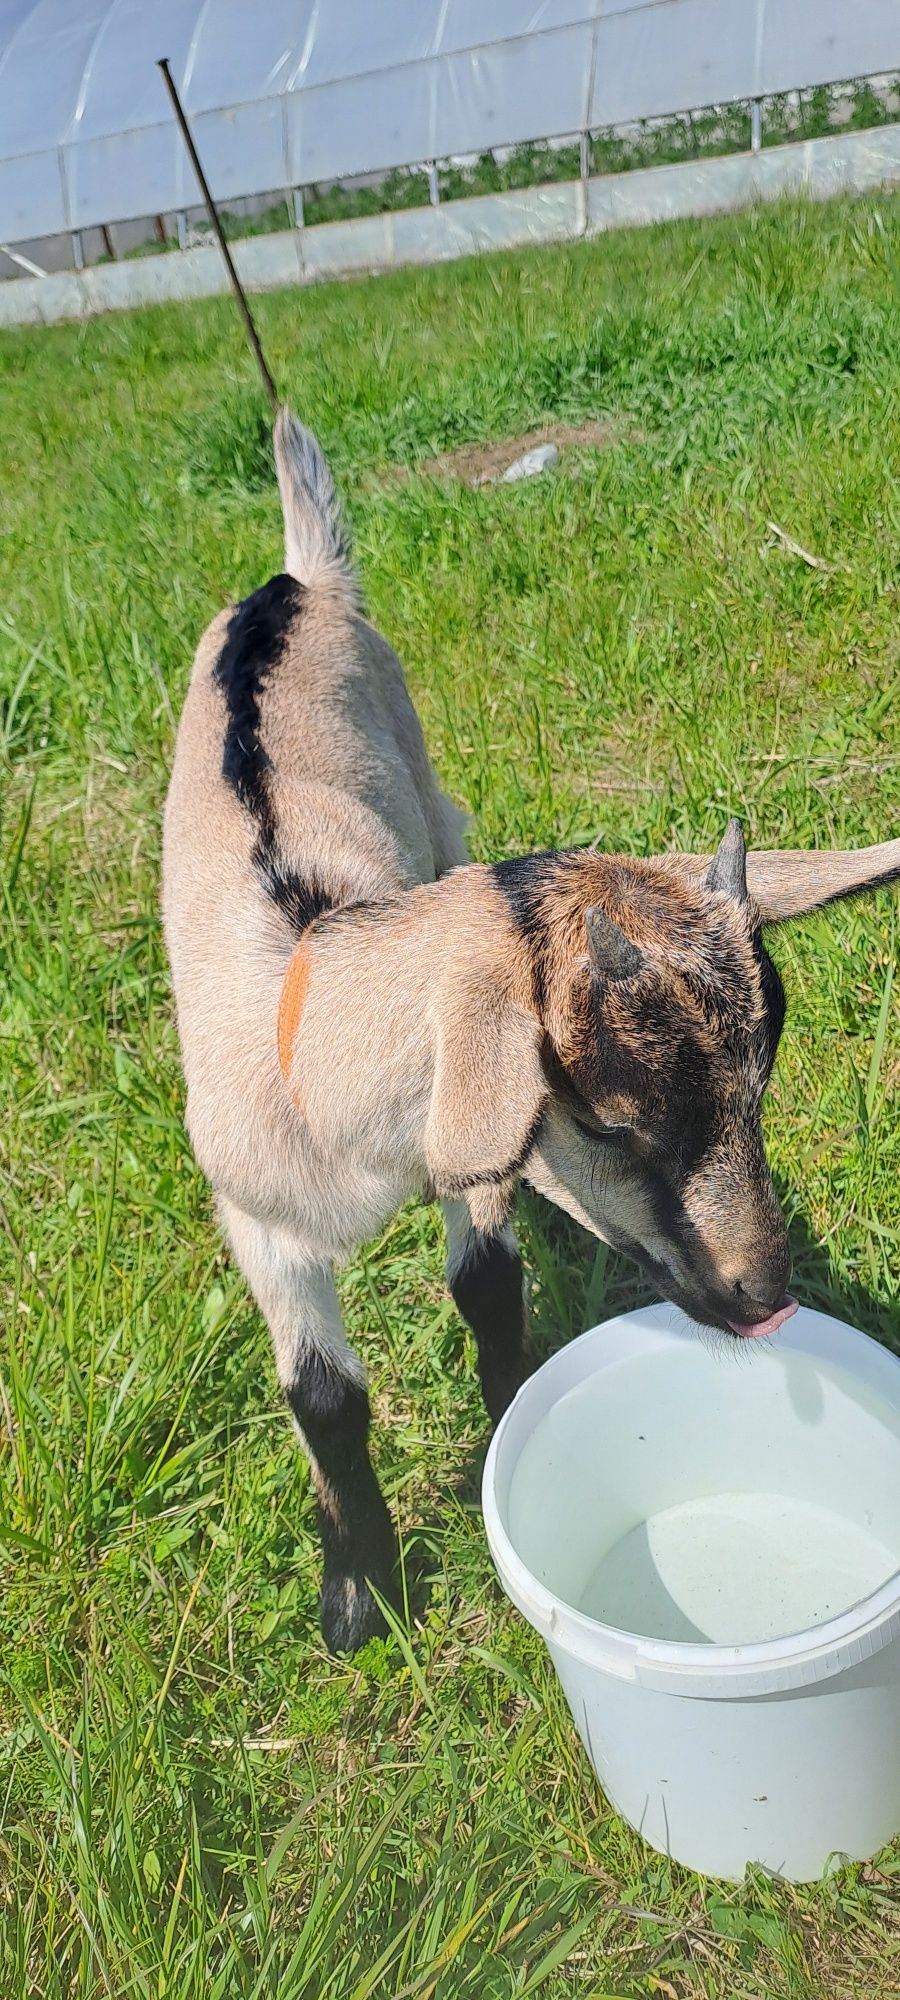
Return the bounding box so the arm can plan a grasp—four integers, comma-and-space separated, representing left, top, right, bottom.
220, 1199, 398, 1653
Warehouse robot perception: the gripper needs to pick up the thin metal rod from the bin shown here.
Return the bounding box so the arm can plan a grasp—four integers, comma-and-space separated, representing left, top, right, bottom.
157, 56, 279, 415
2, 242, 48, 278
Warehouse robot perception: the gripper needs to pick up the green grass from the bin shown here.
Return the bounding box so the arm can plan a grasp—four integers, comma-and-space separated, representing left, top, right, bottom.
2, 193, 900, 1996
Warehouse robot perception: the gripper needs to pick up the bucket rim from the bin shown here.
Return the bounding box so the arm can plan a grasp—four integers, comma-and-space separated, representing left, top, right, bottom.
482, 1302, 900, 1698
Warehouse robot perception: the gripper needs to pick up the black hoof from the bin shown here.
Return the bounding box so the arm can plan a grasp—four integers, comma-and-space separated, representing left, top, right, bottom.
320, 1570, 396, 1654
482, 1344, 535, 1429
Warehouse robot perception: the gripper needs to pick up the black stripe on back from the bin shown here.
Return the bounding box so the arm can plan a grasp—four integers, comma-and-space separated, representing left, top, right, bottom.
255, 843, 335, 936
213, 573, 336, 940
214, 573, 306, 827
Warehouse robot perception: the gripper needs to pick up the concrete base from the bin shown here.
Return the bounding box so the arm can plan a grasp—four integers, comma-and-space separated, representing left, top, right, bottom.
2, 123, 899, 329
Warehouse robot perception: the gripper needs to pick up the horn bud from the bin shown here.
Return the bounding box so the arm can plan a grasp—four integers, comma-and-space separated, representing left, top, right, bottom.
585, 905, 643, 982
707, 816, 748, 902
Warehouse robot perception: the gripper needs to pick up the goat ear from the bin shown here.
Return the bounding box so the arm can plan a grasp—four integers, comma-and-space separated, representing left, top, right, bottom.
745, 838, 900, 920
425, 978, 547, 1221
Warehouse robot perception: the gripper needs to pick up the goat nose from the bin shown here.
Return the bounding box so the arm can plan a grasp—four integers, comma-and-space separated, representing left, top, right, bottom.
725, 1249, 792, 1310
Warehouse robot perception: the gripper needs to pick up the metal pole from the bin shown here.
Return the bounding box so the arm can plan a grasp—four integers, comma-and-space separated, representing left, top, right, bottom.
157, 56, 279, 415
1, 243, 48, 278
427, 161, 440, 208
751, 98, 762, 153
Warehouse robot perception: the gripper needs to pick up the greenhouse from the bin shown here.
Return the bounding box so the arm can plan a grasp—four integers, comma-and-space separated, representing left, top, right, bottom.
1, 0, 899, 281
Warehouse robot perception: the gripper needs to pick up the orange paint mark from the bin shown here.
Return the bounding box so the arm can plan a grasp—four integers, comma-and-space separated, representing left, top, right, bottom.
277, 941, 312, 1100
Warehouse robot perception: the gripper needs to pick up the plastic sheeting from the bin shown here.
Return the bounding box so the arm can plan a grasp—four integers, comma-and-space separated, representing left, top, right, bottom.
2, 0, 900, 244
5, 117, 900, 326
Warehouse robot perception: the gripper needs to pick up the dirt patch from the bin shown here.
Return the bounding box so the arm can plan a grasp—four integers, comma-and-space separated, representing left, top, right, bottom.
383, 421, 620, 489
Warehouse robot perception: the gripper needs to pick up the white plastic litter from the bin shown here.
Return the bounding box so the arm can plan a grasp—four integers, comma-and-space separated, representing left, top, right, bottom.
500, 443, 559, 482
482, 1302, 900, 1881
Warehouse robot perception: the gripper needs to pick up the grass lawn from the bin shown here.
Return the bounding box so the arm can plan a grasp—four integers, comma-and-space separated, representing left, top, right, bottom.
2, 192, 900, 1997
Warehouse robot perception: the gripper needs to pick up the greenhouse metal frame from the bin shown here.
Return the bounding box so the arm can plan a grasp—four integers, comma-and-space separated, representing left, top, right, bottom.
1, 0, 899, 260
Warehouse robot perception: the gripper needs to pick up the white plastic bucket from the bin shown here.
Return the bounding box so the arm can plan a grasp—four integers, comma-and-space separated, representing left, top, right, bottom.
482, 1303, 900, 1881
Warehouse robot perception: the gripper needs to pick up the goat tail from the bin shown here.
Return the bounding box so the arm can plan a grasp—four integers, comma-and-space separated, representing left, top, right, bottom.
273, 406, 358, 602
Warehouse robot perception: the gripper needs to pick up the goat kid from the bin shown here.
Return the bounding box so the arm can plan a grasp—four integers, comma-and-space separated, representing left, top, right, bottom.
163, 409, 900, 1652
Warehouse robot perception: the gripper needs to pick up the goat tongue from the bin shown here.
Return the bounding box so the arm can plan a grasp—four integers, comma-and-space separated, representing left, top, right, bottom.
727, 1295, 798, 1340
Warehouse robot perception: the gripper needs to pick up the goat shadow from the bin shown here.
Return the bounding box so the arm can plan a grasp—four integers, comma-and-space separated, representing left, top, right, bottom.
418, 1174, 900, 1567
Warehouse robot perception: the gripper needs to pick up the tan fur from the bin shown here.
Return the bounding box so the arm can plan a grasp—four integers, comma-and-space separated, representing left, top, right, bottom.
162, 407, 900, 1650
163, 439, 899, 1308
163, 582, 468, 1248
424, 955, 547, 1195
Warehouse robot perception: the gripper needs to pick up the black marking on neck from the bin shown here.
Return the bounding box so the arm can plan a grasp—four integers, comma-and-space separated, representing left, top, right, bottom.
752, 932, 787, 1072
255, 844, 335, 936
492, 851, 561, 1014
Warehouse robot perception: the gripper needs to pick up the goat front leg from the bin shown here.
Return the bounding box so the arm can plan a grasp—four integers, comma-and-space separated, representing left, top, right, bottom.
442, 1199, 533, 1426
220, 1199, 398, 1653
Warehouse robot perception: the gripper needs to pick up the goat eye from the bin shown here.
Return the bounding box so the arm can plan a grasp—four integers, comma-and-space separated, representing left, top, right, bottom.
573, 1113, 629, 1143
